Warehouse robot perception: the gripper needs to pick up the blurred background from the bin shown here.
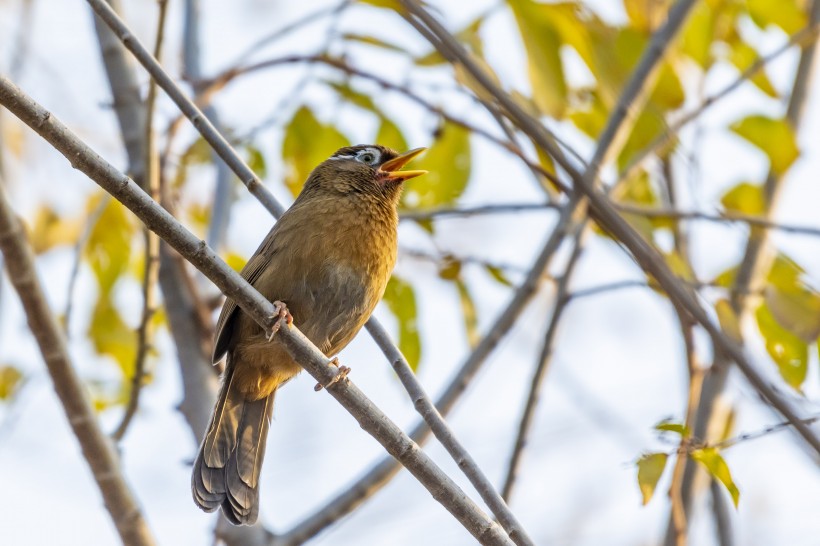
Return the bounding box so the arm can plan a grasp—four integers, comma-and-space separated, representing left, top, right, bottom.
0, 0, 819, 544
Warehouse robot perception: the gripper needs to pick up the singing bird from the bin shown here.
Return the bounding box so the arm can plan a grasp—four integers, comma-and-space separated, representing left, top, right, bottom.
192, 145, 426, 525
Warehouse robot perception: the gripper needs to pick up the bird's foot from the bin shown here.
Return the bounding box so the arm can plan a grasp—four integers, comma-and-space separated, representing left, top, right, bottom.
314, 357, 351, 391
265, 301, 293, 341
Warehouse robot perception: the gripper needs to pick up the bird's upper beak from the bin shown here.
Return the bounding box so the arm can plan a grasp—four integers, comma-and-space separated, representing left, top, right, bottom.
378, 147, 427, 182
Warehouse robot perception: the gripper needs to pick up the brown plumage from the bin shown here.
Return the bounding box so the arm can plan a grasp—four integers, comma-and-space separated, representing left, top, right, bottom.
191, 145, 426, 525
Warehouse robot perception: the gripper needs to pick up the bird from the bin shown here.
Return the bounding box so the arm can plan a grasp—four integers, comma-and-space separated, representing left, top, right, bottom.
191, 144, 426, 525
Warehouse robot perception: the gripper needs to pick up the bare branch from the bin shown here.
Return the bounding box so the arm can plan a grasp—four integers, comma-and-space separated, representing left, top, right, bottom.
0, 167, 155, 546
111, 0, 169, 443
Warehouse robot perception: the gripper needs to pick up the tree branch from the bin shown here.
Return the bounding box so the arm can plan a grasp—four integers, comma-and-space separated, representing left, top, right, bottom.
0, 163, 155, 546
0, 73, 514, 546
399, 0, 820, 456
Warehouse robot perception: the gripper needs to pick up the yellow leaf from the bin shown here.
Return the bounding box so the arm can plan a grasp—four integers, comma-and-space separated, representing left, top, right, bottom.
680, 2, 714, 67
376, 116, 408, 153
715, 298, 742, 343
720, 182, 765, 215
508, 0, 568, 117
729, 39, 778, 98
731, 115, 799, 175
747, 0, 807, 34
765, 256, 820, 342
0, 365, 23, 400
756, 304, 808, 391
27, 205, 82, 254
88, 296, 137, 377
624, 0, 674, 33
690, 448, 740, 507
225, 251, 247, 273
282, 106, 349, 198
636, 452, 668, 505
85, 196, 135, 295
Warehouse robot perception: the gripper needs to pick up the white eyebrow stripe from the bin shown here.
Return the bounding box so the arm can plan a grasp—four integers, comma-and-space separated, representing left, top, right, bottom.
329, 155, 355, 160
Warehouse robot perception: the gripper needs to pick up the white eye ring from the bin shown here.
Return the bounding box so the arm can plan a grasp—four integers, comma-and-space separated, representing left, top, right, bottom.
357, 149, 380, 165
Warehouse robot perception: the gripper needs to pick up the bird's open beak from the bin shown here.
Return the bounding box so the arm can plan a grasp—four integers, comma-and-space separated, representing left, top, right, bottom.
378, 147, 427, 182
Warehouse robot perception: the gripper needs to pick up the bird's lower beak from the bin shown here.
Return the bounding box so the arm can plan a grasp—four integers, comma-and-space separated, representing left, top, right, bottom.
378, 147, 427, 182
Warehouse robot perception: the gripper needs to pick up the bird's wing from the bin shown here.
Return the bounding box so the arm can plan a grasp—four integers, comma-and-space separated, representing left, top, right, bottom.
212, 236, 280, 363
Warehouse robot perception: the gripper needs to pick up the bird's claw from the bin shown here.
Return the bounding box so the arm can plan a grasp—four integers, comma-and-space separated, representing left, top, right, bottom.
314, 358, 350, 391
265, 301, 293, 341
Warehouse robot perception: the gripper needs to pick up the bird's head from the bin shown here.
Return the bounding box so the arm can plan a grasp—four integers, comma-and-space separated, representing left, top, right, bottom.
302, 145, 426, 206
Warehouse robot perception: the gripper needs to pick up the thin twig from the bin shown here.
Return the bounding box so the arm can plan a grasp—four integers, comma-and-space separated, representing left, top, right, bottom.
111, 0, 168, 443
500, 223, 586, 502
0, 161, 155, 546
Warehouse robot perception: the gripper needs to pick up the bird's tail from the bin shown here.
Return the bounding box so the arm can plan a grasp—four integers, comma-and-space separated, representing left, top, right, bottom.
192, 359, 274, 525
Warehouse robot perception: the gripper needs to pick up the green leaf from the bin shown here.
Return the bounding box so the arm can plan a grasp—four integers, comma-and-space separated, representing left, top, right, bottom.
383, 276, 421, 371
507, 0, 568, 117
655, 420, 690, 437
485, 265, 513, 287
455, 278, 479, 348
282, 106, 349, 198
0, 365, 23, 400
636, 452, 668, 505
341, 33, 408, 54
246, 145, 267, 179
747, 0, 806, 34
756, 304, 808, 390
401, 122, 471, 209
327, 81, 379, 113
729, 39, 778, 98
721, 182, 765, 215
730, 115, 799, 175
690, 448, 740, 508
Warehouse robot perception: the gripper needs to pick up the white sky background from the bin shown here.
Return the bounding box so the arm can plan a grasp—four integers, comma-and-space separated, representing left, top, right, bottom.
1, 0, 819, 545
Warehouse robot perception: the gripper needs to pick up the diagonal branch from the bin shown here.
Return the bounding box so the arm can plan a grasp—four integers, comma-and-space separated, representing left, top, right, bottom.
0, 75, 515, 546
0, 166, 155, 546
399, 0, 820, 455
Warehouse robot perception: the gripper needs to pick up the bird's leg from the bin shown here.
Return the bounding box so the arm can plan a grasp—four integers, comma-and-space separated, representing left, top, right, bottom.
314, 357, 351, 391
265, 300, 293, 341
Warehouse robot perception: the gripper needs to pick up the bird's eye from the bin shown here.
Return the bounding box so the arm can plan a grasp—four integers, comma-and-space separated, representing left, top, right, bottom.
359, 152, 376, 164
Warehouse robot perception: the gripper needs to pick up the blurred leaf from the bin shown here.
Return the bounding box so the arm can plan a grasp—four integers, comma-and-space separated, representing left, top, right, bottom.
655, 420, 690, 437
731, 115, 799, 175
0, 365, 23, 400
173, 136, 212, 188
186, 202, 212, 238
729, 39, 778, 98
246, 145, 267, 179
485, 264, 513, 287
359, 0, 431, 11
342, 33, 408, 54
455, 278, 479, 348
89, 296, 137, 377
282, 106, 349, 198
383, 276, 421, 371
624, 0, 674, 33
756, 304, 808, 390
508, 0, 567, 117
721, 182, 765, 215
328, 81, 379, 112
715, 298, 742, 342
225, 251, 247, 273
680, 2, 714, 67
612, 170, 659, 239
690, 448, 740, 508
637, 452, 668, 505
618, 109, 671, 170
747, 0, 806, 34
401, 122, 471, 209
438, 257, 461, 280
376, 116, 409, 152
85, 197, 134, 295
569, 89, 608, 139
27, 205, 82, 254
765, 256, 820, 342
454, 55, 503, 105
